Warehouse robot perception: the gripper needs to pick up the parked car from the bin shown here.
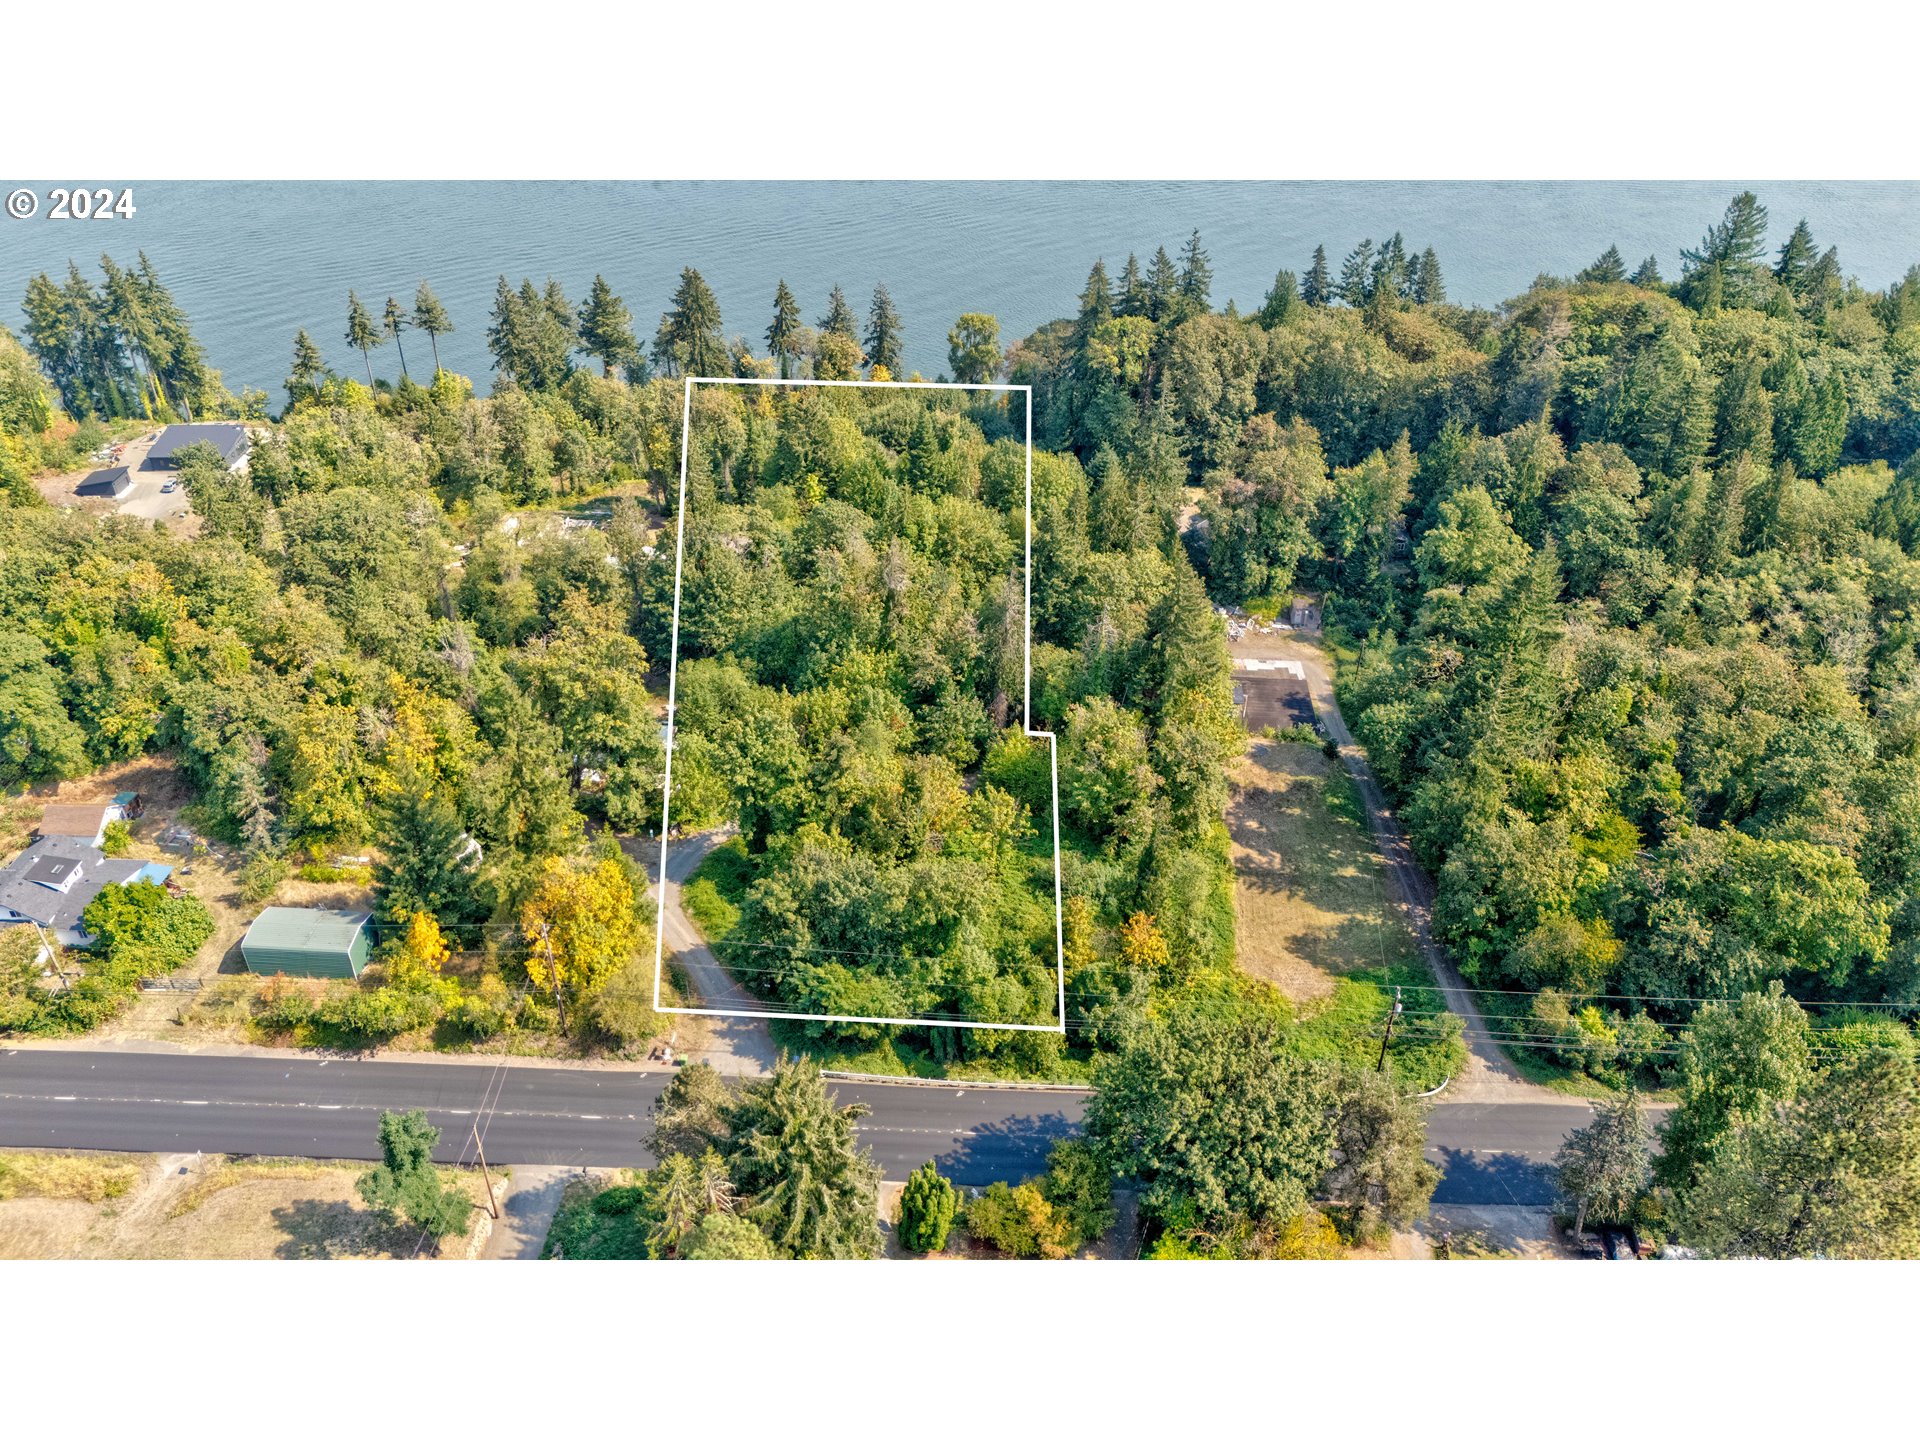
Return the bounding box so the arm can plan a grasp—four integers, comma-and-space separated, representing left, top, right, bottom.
160, 480, 178, 493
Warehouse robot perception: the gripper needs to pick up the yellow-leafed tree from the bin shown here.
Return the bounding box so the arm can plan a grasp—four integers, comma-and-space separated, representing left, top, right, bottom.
1119, 910, 1170, 970
388, 911, 450, 989
519, 856, 638, 1003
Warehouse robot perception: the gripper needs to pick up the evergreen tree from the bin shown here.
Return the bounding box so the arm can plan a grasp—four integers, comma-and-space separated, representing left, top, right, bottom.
21, 271, 79, 414
1178, 228, 1213, 308
100, 254, 171, 417
654, 267, 727, 378
1578, 245, 1628, 284
1074, 260, 1113, 347
1410, 247, 1446, 304
1371, 232, 1410, 299
486, 276, 519, 380
721, 1054, 883, 1259
1774, 219, 1817, 292
1257, 270, 1298, 327
766, 280, 802, 379
412, 281, 453, 373
897, 1159, 958, 1253
286, 329, 325, 404
1682, 191, 1770, 306
819, 285, 860, 345
1681, 1050, 1920, 1260
1116, 253, 1149, 317
1145, 246, 1180, 320
1714, 358, 1774, 468
498, 277, 576, 390
382, 295, 410, 379
1337, 240, 1375, 305
577, 274, 638, 378
1301, 245, 1332, 307
864, 283, 904, 377
344, 290, 383, 387
1630, 254, 1664, 288
1802, 246, 1843, 313
373, 779, 482, 928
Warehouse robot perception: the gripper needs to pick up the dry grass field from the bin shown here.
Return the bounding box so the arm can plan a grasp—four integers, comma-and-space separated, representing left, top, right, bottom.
0, 1150, 492, 1260
1227, 738, 1420, 1002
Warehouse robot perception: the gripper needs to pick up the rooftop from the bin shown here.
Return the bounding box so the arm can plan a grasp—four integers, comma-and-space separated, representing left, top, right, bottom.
147, 423, 249, 464
0, 838, 158, 938
76, 465, 132, 497
243, 907, 372, 953
37, 803, 109, 838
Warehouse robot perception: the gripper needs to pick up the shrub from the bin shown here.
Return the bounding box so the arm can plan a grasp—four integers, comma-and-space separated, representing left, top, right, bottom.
0, 1151, 144, 1202
444, 975, 515, 1040
317, 983, 441, 1041
680, 1211, 777, 1259
897, 1160, 958, 1253
100, 819, 131, 856
11, 884, 215, 1036
297, 861, 373, 885
580, 953, 667, 1050
82, 881, 214, 972
964, 1181, 1071, 1259
1039, 1139, 1115, 1251
1272, 1210, 1345, 1258
592, 1183, 648, 1215
239, 854, 289, 902
256, 977, 319, 1032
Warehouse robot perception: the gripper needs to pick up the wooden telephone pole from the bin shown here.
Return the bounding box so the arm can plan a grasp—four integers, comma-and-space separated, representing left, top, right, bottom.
1376, 987, 1403, 1072
471, 1120, 500, 1218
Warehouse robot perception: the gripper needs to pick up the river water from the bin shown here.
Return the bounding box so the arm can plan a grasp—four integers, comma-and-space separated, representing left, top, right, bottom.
3, 181, 1916, 398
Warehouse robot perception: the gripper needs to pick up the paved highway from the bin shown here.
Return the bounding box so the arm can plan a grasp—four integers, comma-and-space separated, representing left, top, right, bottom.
0, 1049, 1585, 1202
0, 1048, 1082, 1186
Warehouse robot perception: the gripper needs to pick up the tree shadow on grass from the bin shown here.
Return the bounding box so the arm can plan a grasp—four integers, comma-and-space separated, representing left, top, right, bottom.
271, 1199, 410, 1259
932, 1111, 1080, 1189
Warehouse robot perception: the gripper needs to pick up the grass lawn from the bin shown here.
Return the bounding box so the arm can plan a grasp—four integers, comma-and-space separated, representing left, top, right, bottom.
1227, 737, 1464, 1089
683, 836, 750, 945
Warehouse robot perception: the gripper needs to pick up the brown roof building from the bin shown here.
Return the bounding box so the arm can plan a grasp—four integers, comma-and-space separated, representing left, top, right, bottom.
35, 804, 112, 845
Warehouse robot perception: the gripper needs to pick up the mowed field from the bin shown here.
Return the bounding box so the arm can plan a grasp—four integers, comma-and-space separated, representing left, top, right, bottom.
1227, 739, 1419, 1002
0, 1150, 494, 1260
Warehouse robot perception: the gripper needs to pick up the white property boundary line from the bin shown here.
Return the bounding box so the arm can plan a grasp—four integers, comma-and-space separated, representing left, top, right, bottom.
651, 376, 1067, 1034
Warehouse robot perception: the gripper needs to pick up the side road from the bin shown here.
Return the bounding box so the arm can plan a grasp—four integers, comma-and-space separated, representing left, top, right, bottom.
645, 828, 779, 1076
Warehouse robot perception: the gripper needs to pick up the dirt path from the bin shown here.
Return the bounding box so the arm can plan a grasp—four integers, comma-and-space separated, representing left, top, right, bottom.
638, 829, 778, 1077
1228, 631, 1556, 1105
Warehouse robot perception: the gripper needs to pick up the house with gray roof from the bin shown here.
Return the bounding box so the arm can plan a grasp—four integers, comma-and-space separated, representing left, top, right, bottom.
146, 423, 250, 470
0, 837, 173, 949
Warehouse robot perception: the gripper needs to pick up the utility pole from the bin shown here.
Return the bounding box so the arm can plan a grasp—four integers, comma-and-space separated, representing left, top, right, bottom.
538, 921, 566, 1032
1376, 986, 1402, 1072
471, 1120, 500, 1218
35, 924, 70, 990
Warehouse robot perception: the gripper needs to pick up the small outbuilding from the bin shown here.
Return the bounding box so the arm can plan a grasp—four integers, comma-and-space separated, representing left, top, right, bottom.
241, 906, 373, 979
76, 465, 133, 499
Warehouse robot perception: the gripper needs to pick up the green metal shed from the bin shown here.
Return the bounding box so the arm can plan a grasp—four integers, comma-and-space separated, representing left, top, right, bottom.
241, 907, 373, 978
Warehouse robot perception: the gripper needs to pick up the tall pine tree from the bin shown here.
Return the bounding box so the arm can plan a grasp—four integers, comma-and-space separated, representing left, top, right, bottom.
766, 279, 801, 379
1301, 245, 1332, 307
864, 283, 904, 377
